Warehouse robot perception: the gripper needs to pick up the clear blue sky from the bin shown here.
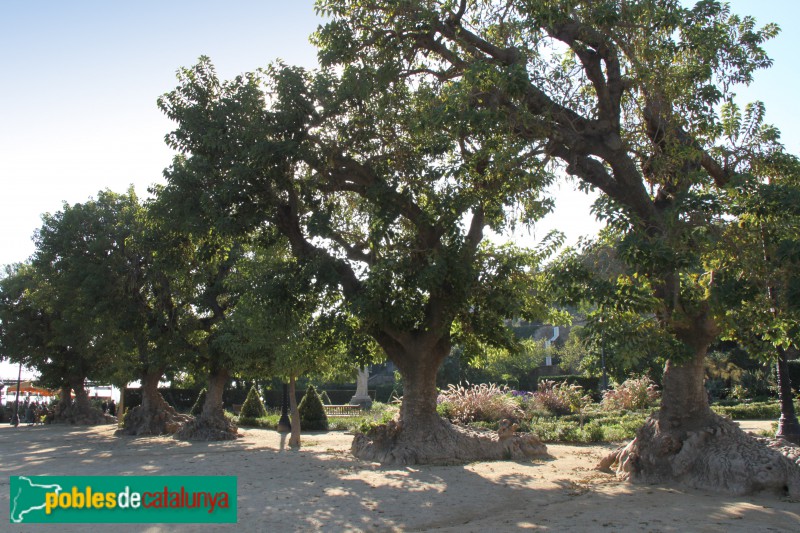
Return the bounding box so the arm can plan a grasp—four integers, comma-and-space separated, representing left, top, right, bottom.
2, 1, 800, 380
1, 1, 798, 269
0, 0, 323, 271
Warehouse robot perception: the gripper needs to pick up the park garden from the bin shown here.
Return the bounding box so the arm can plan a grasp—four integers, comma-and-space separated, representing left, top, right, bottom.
2, 0, 800, 500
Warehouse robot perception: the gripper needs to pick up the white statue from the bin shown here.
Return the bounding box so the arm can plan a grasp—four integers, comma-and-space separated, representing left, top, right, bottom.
349, 366, 372, 408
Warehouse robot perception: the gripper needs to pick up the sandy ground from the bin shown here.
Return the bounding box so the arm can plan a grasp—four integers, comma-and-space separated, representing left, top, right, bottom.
1, 421, 798, 532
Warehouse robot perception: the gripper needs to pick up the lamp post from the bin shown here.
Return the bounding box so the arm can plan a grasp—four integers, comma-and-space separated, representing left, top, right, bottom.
277, 383, 291, 433
598, 316, 608, 391
600, 343, 608, 391
776, 346, 800, 444
13, 361, 22, 427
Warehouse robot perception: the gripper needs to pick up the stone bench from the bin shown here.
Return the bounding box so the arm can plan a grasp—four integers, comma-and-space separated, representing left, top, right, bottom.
323, 404, 363, 417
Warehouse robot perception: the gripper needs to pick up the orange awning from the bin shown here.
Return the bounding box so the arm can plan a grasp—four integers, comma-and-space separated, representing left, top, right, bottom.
9, 381, 56, 396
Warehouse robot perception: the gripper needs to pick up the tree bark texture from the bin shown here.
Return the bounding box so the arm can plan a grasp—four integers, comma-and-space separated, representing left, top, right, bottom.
52, 377, 109, 425
55, 385, 71, 418
117, 370, 189, 436
176, 368, 238, 441
602, 343, 800, 496
352, 336, 547, 464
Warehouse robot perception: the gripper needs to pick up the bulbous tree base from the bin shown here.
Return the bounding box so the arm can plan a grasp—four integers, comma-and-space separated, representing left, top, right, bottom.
599, 412, 800, 497
53, 404, 114, 425
116, 404, 190, 436
351, 416, 548, 465
175, 414, 239, 441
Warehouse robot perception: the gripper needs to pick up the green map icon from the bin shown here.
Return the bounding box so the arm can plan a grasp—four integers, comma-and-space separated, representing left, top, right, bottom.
10, 476, 64, 523
8, 475, 237, 524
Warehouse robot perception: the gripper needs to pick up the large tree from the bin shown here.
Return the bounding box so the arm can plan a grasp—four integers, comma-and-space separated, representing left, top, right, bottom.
157, 57, 552, 463
111, 196, 201, 436
313, 0, 800, 493
171, 235, 243, 441
0, 262, 109, 423
0, 192, 141, 424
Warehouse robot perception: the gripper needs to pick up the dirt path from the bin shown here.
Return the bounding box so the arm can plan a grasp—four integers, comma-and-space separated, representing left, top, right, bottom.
1, 422, 797, 532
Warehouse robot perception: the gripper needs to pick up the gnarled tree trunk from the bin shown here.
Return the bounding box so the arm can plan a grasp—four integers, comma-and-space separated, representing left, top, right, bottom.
603, 320, 800, 496
117, 369, 188, 436
352, 335, 547, 464
54, 384, 71, 420
53, 377, 109, 425
176, 368, 238, 441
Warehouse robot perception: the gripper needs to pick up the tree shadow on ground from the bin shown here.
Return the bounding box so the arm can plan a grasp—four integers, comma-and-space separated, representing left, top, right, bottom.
1, 425, 798, 532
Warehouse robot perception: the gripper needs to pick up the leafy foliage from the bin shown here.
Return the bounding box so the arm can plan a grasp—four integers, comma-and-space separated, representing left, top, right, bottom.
236, 410, 280, 429
0, 190, 151, 394
318, 390, 332, 405
729, 368, 776, 401
528, 411, 650, 444
155, 43, 558, 448
601, 375, 661, 411
239, 385, 267, 420
218, 241, 370, 384
298, 385, 329, 431
710, 118, 800, 361
190, 388, 207, 417
436, 382, 522, 424
312, 0, 787, 428
528, 380, 592, 417
711, 400, 795, 420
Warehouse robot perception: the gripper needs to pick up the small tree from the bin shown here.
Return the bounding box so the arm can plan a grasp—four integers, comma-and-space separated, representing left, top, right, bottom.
710, 145, 800, 443
298, 385, 328, 431
239, 385, 267, 420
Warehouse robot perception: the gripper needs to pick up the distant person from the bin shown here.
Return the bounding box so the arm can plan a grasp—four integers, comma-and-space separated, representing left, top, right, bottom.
101, 400, 108, 413
108, 399, 116, 417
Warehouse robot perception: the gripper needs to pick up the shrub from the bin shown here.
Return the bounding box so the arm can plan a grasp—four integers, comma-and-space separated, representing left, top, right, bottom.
355, 403, 400, 434
237, 410, 280, 428
436, 383, 522, 424
601, 375, 660, 411
738, 368, 776, 400
240, 385, 267, 419
298, 385, 328, 431
528, 380, 592, 416
540, 375, 600, 393
319, 390, 332, 405
436, 401, 455, 420
190, 388, 206, 416
711, 401, 792, 420
527, 410, 649, 443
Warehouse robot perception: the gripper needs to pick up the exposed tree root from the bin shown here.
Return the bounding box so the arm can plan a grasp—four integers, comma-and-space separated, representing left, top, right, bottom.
52, 404, 115, 425
351, 417, 548, 465
175, 414, 239, 441
116, 404, 190, 436
598, 413, 800, 497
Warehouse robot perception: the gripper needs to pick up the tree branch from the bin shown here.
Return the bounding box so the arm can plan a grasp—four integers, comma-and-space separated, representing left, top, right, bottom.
273, 185, 364, 300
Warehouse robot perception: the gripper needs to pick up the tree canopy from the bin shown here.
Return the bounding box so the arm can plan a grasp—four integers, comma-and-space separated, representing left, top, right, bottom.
308, 0, 800, 490
154, 51, 558, 461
